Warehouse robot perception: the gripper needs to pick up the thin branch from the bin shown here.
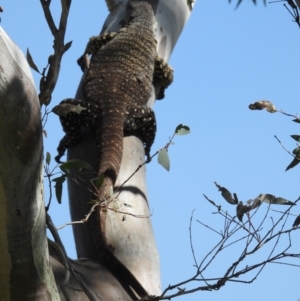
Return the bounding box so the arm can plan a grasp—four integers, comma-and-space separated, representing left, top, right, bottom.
114, 131, 177, 199
189, 210, 198, 268
197, 220, 222, 236
38, 0, 73, 105
40, 0, 57, 35
274, 135, 300, 160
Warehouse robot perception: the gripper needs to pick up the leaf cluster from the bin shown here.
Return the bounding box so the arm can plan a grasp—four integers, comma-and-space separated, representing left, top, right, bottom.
248, 101, 300, 171
45, 153, 93, 205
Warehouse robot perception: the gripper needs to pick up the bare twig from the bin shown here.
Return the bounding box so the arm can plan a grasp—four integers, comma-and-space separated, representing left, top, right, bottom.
274, 135, 300, 161
158, 192, 300, 300
39, 0, 72, 105
189, 210, 198, 268
114, 131, 177, 199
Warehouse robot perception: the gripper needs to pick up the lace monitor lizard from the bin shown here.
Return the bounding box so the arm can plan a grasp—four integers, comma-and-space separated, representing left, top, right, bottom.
54, 0, 173, 298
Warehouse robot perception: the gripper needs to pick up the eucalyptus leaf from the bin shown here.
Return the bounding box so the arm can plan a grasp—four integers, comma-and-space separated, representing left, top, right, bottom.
214, 182, 237, 205
291, 135, 300, 142
158, 148, 170, 171
272, 197, 295, 205
292, 118, 300, 123
46, 152, 51, 165
286, 157, 300, 171
55, 184, 63, 204
52, 175, 66, 204
248, 100, 276, 112
256, 193, 295, 206
293, 215, 300, 227
93, 174, 104, 189
60, 159, 93, 173
52, 175, 66, 185
175, 124, 190, 135
292, 147, 300, 156
26, 48, 40, 73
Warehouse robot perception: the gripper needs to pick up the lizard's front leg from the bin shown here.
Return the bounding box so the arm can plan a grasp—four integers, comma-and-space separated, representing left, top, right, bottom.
77, 32, 117, 72
124, 105, 156, 162
153, 56, 174, 100
54, 99, 99, 163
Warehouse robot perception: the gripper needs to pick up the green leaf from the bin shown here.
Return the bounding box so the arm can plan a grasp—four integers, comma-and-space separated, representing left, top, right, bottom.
158, 148, 170, 171
52, 175, 66, 204
52, 175, 67, 185
26, 48, 40, 73
291, 135, 300, 142
55, 184, 63, 204
46, 152, 51, 165
60, 159, 93, 173
286, 157, 300, 171
93, 174, 105, 189
292, 118, 300, 123
292, 147, 300, 156
123, 203, 132, 208
52, 102, 86, 117
175, 124, 190, 135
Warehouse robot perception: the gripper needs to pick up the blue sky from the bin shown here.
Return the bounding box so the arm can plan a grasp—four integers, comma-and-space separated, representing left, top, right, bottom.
2, 0, 300, 300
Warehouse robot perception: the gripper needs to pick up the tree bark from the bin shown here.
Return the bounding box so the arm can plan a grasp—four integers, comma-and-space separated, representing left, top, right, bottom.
0, 27, 59, 301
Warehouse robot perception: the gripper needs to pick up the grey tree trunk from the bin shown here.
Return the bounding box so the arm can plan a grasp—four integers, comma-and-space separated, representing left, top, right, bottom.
0, 27, 60, 301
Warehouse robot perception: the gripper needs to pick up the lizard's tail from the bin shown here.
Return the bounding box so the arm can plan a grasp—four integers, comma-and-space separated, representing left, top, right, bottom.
96, 110, 124, 190
93, 109, 124, 242
92, 112, 149, 298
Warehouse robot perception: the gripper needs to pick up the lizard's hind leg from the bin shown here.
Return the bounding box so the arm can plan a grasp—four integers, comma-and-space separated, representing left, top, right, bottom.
55, 99, 98, 163
125, 105, 156, 162
153, 56, 174, 100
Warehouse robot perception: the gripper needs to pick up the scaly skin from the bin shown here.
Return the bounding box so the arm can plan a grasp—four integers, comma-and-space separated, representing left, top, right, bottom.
54, 1, 173, 298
